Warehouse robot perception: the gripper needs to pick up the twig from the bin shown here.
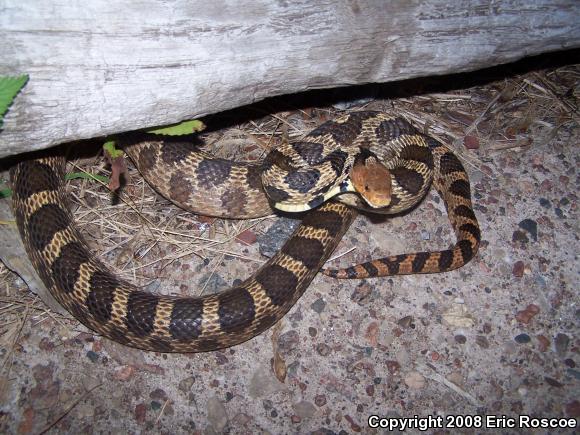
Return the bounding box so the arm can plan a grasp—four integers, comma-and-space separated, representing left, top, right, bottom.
325, 247, 357, 263
199, 253, 225, 295
417, 365, 481, 406
530, 73, 578, 114
464, 90, 503, 136
154, 399, 171, 425
38, 383, 103, 434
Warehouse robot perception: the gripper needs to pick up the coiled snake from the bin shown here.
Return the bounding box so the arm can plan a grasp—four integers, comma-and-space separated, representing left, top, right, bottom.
10, 111, 480, 352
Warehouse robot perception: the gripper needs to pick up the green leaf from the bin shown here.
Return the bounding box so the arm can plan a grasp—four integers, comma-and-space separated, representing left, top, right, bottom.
147, 119, 206, 136
0, 187, 11, 199
0, 75, 29, 127
103, 140, 124, 158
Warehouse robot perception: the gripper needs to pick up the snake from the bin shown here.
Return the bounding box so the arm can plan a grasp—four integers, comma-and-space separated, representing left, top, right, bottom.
10, 111, 480, 352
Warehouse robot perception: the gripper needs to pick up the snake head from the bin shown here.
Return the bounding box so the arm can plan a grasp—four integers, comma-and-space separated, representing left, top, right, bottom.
351, 158, 392, 208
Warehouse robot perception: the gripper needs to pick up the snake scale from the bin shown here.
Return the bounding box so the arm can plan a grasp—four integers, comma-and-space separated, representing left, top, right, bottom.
10, 111, 480, 352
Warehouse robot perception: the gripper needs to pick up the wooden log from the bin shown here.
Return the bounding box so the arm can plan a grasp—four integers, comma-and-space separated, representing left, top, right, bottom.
0, 0, 578, 158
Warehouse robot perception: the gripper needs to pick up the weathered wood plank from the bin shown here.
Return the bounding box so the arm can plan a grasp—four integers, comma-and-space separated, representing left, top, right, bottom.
0, 0, 578, 158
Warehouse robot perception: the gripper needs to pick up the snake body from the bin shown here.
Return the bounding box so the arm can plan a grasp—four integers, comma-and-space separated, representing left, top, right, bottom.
121, 133, 272, 219
322, 138, 481, 278
262, 112, 434, 213
10, 112, 480, 352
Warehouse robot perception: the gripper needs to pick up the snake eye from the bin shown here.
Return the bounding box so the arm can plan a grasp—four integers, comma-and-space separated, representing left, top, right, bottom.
364, 184, 370, 191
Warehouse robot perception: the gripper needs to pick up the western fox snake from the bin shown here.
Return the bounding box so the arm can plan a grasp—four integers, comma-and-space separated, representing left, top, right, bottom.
10, 111, 480, 352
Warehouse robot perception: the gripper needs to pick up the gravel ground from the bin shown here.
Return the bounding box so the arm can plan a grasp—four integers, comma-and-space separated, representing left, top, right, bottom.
0, 58, 578, 434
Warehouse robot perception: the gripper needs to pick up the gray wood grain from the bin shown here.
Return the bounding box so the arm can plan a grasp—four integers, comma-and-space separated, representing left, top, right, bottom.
0, 0, 578, 158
